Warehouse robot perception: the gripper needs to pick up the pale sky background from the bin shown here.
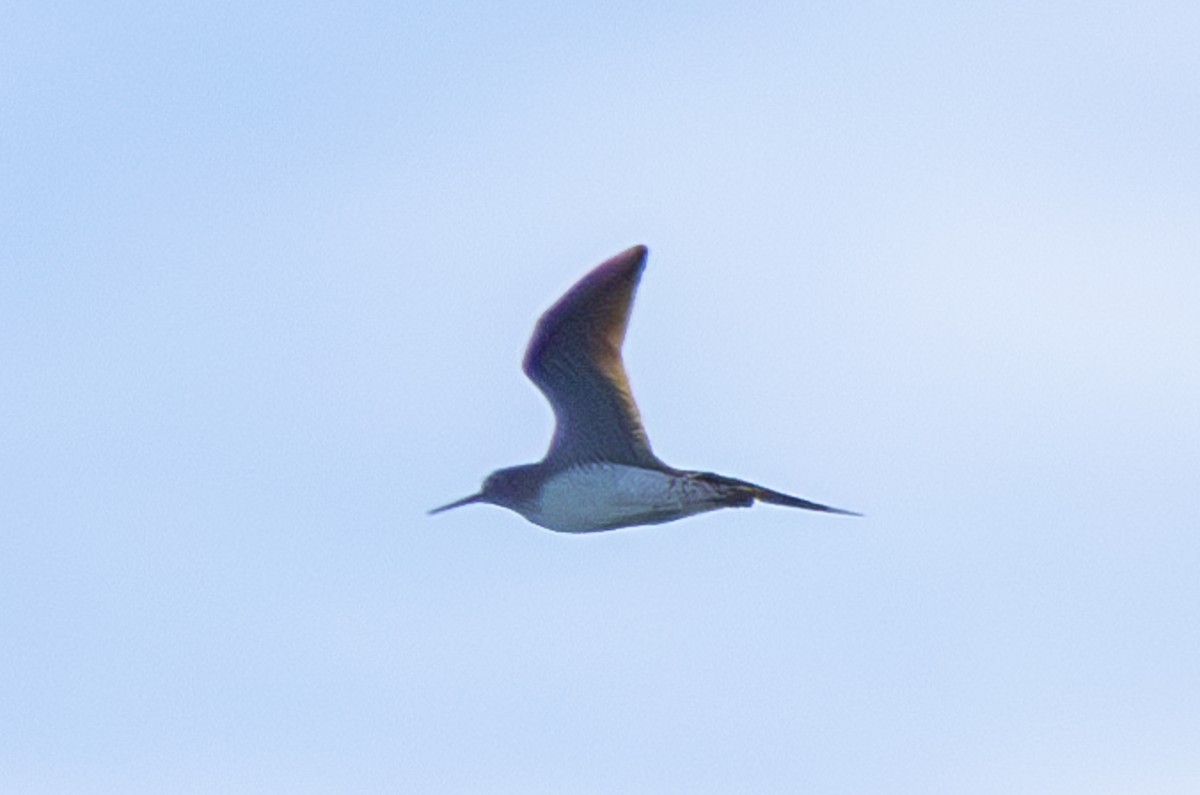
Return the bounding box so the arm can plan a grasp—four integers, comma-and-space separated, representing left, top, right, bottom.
3, 2, 1199, 793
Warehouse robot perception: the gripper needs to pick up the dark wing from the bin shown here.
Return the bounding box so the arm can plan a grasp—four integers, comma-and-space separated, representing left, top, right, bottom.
522, 245, 663, 469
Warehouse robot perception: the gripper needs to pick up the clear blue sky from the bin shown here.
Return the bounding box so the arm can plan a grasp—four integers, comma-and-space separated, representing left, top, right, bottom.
3, 2, 1198, 792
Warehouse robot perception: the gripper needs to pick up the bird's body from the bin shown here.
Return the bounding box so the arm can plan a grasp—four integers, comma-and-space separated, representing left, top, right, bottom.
430, 245, 858, 532
498, 464, 738, 533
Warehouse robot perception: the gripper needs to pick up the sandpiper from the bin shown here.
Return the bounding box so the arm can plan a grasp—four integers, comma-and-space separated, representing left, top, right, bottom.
430, 245, 859, 532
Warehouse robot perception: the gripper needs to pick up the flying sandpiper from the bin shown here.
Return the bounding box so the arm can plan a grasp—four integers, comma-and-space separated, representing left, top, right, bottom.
430, 245, 859, 532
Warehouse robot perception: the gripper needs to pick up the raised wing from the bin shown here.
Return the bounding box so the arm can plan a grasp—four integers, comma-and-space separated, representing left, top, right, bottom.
522, 245, 663, 469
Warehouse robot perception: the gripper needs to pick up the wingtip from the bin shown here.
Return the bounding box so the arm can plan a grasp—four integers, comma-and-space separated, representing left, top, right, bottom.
751, 484, 863, 517
603, 244, 648, 272
807, 503, 862, 517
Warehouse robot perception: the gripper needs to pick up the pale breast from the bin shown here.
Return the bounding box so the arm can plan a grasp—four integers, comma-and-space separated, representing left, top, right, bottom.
530, 464, 723, 533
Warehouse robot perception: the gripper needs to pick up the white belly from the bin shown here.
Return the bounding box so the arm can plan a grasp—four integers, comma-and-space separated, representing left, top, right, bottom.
529, 464, 720, 533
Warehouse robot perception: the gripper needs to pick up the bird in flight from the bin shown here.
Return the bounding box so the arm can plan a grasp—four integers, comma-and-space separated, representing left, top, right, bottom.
430, 245, 859, 532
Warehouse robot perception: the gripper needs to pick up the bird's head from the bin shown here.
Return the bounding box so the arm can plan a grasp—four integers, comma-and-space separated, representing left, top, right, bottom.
428, 464, 542, 516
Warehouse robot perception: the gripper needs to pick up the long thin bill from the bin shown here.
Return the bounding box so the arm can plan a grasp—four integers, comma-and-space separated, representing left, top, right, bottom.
428, 493, 484, 515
